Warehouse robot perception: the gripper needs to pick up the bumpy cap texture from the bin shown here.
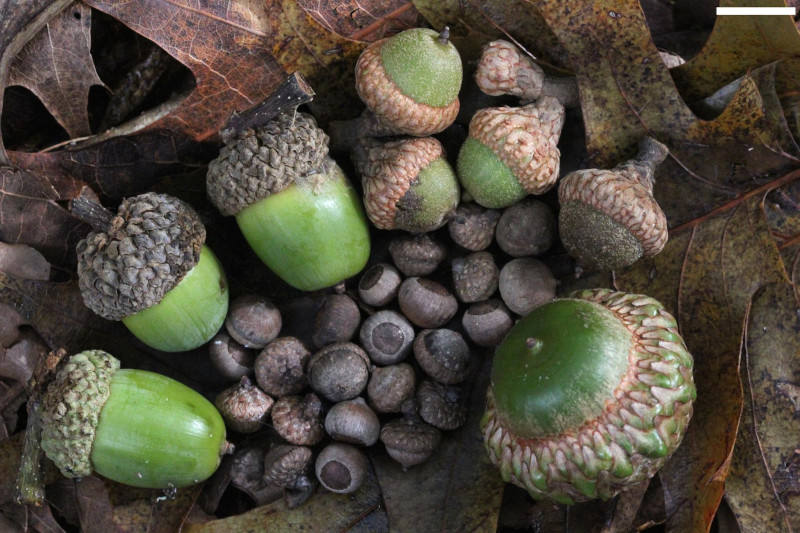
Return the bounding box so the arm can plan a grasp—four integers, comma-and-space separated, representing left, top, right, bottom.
469, 97, 564, 195
206, 111, 329, 216
355, 38, 459, 136
40, 350, 120, 478
558, 164, 668, 261
475, 40, 544, 98
362, 137, 444, 230
77, 193, 205, 321
481, 289, 695, 503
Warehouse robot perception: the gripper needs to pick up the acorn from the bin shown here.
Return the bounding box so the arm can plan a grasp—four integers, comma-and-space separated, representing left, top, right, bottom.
206, 111, 370, 291
315, 443, 368, 494
474, 40, 579, 107
498, 258, 557, 316
358, 263, 402, 307
481, 289, 696, 504
447, 203, 501, 252
355, 27, 462, 136
495, 197, 556, 257
214, 376, 274, 434
456, 97, 565, 208
558, 137, 669, 271
451, 251, 499, 303
359, 309, 415, 365
225, 294, 282, 350
38, 350, 230, 489
388, 233, 447, 277
76, 192, 228, 352
360, 137, 460, 233
461, 299, 514, 348
380, 417, 442, 469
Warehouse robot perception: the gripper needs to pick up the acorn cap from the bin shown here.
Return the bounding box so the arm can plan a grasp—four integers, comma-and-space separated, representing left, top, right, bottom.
481, 289, 695, 503
447, 203, 501, 252
206, 111, 330, 217
380, 417, 442, 469
355, 36, 460, 136
40, 350, 120, 478
557, 141, 669, 270
263, 444, 314, 490
77, 193, 205, 321
475, 40, 544, 98
362, 137, 459, 232
467, 98, 565, 196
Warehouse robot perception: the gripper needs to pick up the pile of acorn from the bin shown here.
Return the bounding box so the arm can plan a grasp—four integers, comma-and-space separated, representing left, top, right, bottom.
20, 24, 694, 510
208, 192, 560, 500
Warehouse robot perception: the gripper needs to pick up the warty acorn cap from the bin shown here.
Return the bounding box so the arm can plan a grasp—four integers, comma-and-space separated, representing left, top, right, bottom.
77, 193, 205, 321
206, 111, 330, 217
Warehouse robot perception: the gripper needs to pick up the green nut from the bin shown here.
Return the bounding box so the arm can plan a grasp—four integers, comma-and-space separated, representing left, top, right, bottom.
40, 350, 230, 489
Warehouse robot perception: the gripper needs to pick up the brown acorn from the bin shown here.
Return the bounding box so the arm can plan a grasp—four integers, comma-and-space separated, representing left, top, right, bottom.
558, 137, 669, 271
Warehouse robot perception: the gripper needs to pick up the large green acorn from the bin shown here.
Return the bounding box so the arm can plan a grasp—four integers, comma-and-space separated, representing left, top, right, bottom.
77, 192, 228, 352
481, 288, 695, 504
355, 27, 462, 136
39, 350, 230, 488
457, 97, 565, 208
206, 111, 370, 291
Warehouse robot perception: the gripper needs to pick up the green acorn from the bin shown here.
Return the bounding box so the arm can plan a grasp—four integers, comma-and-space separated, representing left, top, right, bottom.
481, 289, 695, 504
206, 111, 370, 291
77, 192, 228, 352
39, 350, 230, 488
355, 27, 462, 136
457, 97, 565, 208
360, 136, 460, 233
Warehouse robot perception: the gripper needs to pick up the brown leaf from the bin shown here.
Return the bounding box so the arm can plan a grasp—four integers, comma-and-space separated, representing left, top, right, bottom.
102, 480, 204, 533
672, 0, 800, 100
726, 281, 800, 531
0, 243, 50, 281
0, 166, 89, 268
0, 0, 75, 162
297, 0, 420, 42
613, 194, 789, 532
76, 476, 119, 533
183, 468, 384, 533
8, 131, 214, 204
8, 2, 104, 138
368, 354, 504, 532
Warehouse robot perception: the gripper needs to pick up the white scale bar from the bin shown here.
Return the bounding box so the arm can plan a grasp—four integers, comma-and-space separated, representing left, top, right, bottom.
717, 7, 796, 15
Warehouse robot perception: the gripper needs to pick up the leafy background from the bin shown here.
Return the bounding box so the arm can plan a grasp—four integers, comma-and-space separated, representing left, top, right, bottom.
1, 0, 800, 531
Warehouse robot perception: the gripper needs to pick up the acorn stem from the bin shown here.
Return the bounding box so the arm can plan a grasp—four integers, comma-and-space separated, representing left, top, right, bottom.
437, 27, 450, 46
625, 137, 669, 190
540, 75, 580, 108
220, 72, 315, 142
69, 186, 114, 232
15, 400, 45, 505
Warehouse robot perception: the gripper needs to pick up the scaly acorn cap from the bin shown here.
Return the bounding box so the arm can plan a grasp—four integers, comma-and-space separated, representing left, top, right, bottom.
557, 138, 669, 270
475, 40, 546, 98
206, 111, 330, 217
481, 289, 695, 503
361, 137, 459, 232
40, 350, 120, 478
77, 193, 205, 321
467, 97, 565, 196
355, 30, 461, 137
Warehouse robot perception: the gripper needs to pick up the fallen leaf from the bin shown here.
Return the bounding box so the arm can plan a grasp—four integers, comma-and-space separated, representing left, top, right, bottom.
183, 467, 384, 532
8, 2, 104, 138
75, 476, 118, 533
103, 479, 204, 533
0, 0, 75, 161
298, 0, 419, 41
0, 167, 89, 268
672, 0, 800, 100
0, 432, 60, 507
368, 353, 504, 532
726, 282, 800, 531
0, 243, 50, 281
613, 194, 789, 532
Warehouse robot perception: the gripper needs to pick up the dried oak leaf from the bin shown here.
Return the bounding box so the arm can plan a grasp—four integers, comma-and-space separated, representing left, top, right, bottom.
726, 282, 800, 531
297, 0, 420, 42
606, 194, 790, 533
8, 2, 104, 138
